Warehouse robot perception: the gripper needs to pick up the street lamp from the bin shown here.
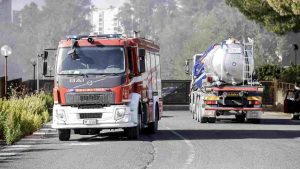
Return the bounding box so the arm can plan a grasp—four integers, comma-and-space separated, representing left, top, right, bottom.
1, 45, 12, 97
293, 44, 298, 65
30, 58, 37, 91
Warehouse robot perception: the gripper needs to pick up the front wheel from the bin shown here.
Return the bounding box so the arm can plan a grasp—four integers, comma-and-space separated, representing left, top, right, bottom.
125, 126, 139, 139
126, 113, 142, 139
58, 129, 71, 141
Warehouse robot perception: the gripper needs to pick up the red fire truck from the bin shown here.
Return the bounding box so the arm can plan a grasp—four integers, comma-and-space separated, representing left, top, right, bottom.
51, 34, 163, 141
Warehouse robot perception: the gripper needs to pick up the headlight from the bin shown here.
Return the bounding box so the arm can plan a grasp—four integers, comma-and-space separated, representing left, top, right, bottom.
115, 108, 126, 120
56, 110, 66, 121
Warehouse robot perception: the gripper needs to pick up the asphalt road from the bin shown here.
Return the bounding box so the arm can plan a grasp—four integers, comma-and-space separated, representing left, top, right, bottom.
1, 111, 300, 169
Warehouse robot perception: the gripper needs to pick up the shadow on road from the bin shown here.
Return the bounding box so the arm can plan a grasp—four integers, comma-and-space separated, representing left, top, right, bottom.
60, 118, 300, 142
212, 118, 300, 125
0, 148, 60, 167
259, 119, 300, 125
153, 129, 300, 140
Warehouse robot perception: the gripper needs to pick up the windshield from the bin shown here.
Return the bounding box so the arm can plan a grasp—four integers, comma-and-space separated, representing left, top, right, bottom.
57, 46, 125, 75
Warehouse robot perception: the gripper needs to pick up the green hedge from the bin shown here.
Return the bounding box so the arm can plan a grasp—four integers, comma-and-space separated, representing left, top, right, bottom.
0, 92, 53, 144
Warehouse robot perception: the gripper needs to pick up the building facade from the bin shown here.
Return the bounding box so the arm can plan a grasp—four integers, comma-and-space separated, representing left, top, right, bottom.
0, 0, 12, 23
90, 6, 123, 34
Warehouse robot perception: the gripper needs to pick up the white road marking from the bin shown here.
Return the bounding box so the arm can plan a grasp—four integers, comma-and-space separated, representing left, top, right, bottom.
67, 142, 99, 146
39, 128, 57, 131
33, 132, 46, 135
165, 126, 195, 168
10, 145, 31, 148
21, 138, 43, 141
2, 147, 29, 152
0, 152, 18, 156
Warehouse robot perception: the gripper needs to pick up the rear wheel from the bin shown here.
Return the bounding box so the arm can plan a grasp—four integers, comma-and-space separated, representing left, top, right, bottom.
201, 117, 208, 123
58, 129, 70, 141
236, 114, 246, 123
292, 114, 300, 120
208, 117, 216, 123
195, 96, 200, 121
250, 119, 261, 124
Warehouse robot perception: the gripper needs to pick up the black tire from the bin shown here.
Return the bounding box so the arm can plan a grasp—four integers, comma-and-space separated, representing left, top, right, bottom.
251, 119, 261, 124
58, 129, 71, 141
148, 106, 159, 134
208, 117, 216, 123
195, 97, 199, 121
201, 117, 208, 123
292, 115, 300, 120
126, 113, 142, 139
236, 114, 245, 123
126, 126, 139, 140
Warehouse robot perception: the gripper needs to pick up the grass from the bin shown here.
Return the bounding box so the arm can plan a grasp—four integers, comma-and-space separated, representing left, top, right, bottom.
0, 92, 53, 145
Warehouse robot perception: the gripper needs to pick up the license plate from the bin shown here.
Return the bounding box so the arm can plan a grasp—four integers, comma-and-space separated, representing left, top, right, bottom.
83, 119, 97, 125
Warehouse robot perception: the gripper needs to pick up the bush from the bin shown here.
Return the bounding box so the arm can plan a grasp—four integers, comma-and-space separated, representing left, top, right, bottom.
0, 93, 53, 144
280, 65, 300, 84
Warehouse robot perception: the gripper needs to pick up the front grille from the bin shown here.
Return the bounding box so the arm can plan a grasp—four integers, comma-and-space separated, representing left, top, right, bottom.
78, 105, 104, 109
80, 113, 102, 119
65, 92, 115, 105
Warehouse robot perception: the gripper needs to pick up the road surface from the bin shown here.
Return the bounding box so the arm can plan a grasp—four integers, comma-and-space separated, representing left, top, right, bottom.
1, 111, 300, 169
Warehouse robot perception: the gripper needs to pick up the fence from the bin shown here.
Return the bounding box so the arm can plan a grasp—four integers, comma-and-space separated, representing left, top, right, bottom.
261, 80, 295, 106
161, 80, 295, 106
162, 80, 190, 105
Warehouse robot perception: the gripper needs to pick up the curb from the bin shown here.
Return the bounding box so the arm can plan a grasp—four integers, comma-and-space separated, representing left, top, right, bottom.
263, 111, 292, 117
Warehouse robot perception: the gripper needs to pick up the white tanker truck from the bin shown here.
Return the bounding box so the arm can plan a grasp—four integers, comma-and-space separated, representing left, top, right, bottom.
186, 38, 264, 123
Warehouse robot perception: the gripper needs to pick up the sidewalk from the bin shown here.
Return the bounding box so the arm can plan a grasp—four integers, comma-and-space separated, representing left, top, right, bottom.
0, 122, 54, 149
263, 111, 292, 117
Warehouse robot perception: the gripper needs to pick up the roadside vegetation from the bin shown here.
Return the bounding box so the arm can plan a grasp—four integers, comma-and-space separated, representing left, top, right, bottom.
0, 93, 53, 145
256, 64, 300, 84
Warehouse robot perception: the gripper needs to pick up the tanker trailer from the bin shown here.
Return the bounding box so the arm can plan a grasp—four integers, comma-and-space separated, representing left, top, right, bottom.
186, 38, 264, 123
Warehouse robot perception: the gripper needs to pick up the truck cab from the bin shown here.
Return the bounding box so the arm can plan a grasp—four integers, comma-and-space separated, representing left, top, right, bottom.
51, 34, 163, 140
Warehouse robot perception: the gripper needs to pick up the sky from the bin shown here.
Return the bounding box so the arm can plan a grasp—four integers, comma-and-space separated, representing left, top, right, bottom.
12, 0, 126, 10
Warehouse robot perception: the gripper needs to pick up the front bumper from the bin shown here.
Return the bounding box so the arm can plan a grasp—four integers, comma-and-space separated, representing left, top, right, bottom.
52, 104, 137, 129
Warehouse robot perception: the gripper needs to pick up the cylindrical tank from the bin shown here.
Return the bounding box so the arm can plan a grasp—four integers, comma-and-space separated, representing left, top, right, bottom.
204, 39, 254, 85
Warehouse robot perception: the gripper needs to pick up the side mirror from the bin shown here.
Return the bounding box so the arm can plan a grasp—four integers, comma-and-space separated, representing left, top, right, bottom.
44, 51, 48, 60
139, 56, 146, 73
139, 48, 145, 57
43, 62, 47, 76
185, 60, 190, 74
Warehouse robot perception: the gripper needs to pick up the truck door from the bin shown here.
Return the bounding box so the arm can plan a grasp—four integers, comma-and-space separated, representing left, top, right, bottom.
284, 90, 295, 113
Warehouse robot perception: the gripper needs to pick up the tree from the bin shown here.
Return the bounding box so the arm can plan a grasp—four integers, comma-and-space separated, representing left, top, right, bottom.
256, 64, 283, 81
118, 0, 298, 80
0, 0, 92, 80
280, 65, 300, 84
225, 0, 300, 34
